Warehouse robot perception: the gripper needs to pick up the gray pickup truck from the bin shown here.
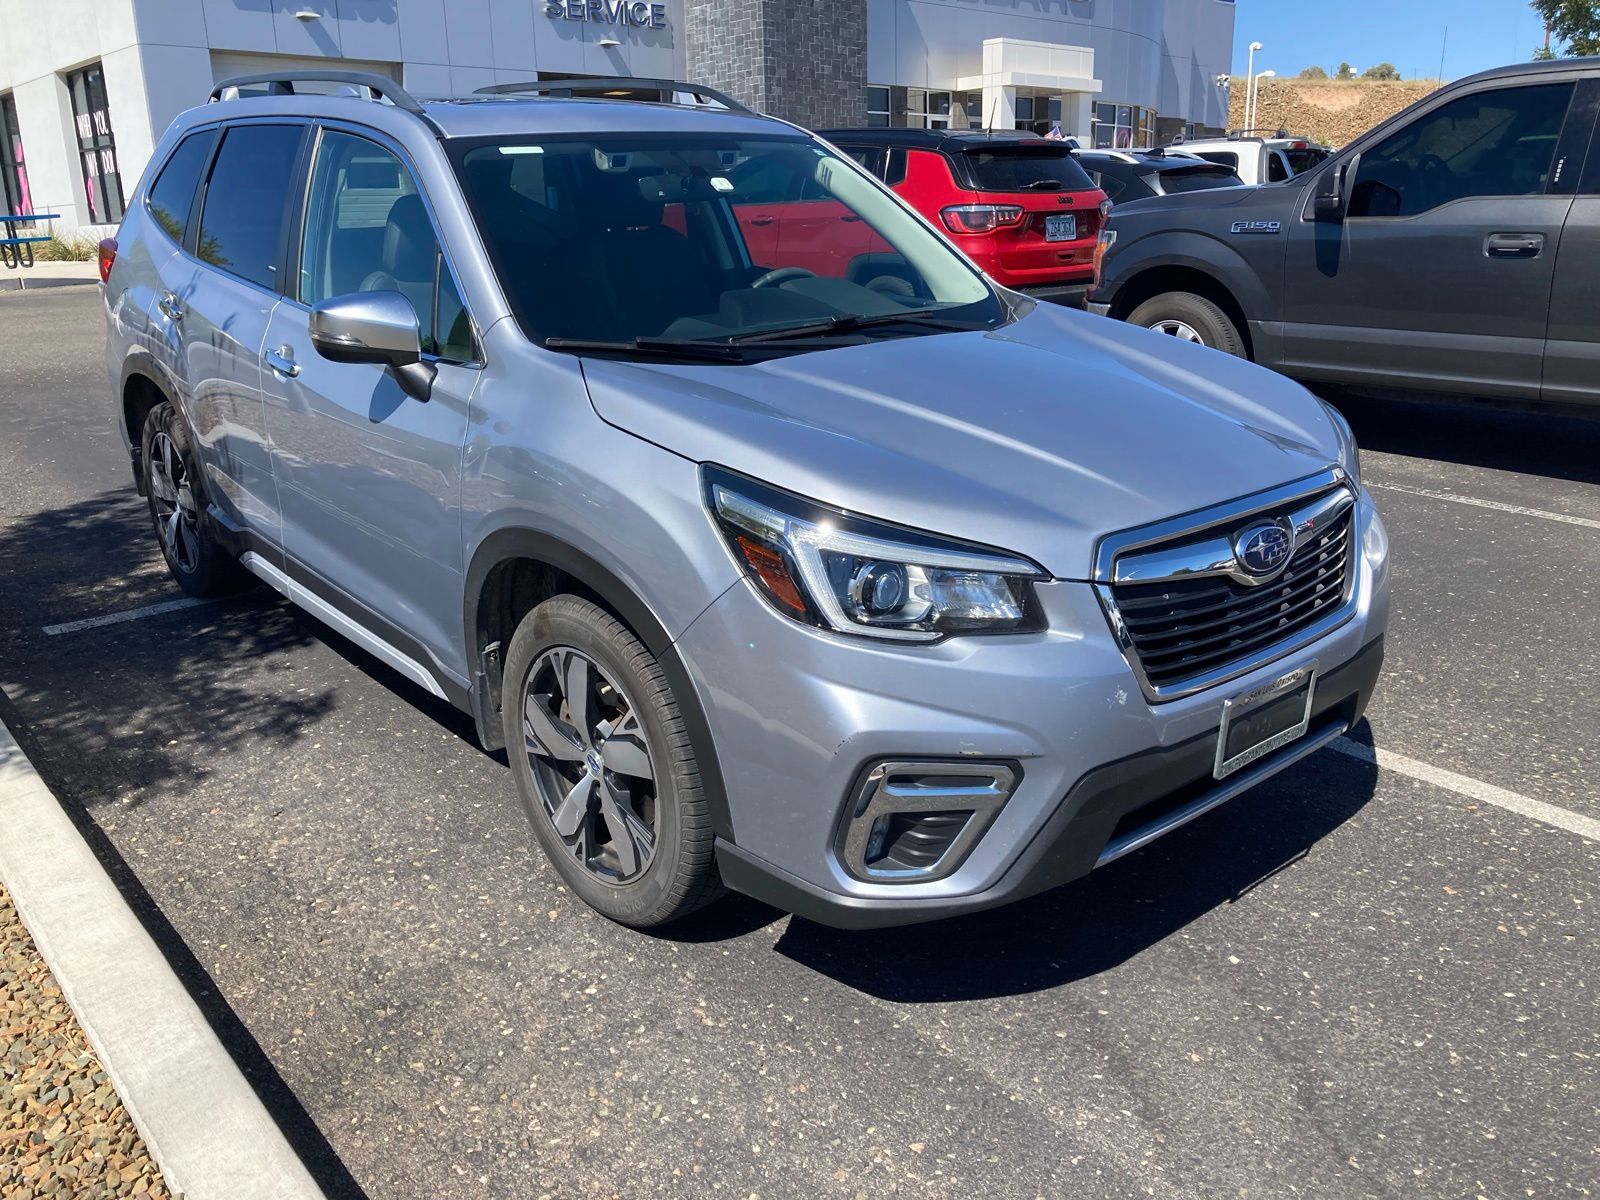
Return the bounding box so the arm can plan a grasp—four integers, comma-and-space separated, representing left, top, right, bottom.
1088, 59, 1600, 408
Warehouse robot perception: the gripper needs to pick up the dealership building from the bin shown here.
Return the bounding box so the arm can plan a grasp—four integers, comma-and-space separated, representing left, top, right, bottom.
0, 0, 1235, 233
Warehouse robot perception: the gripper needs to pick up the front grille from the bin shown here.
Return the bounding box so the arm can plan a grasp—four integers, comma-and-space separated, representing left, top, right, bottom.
1111, 504, 1354, 690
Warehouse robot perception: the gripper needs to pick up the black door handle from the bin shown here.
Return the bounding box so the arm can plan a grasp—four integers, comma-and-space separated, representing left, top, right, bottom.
1484, 232, 1543, 258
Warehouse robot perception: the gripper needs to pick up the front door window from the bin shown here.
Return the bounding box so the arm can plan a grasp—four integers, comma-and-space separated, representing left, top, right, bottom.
1349, 82, 1576, 217
299, 130, 474, 361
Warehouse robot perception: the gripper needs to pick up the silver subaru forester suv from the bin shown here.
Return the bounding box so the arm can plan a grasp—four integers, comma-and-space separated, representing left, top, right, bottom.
103, 73, 1390, 929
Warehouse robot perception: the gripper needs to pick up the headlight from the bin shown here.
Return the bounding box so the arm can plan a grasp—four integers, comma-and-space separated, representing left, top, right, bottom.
705, 467, 1046, 642
1319, 399, 1361, 489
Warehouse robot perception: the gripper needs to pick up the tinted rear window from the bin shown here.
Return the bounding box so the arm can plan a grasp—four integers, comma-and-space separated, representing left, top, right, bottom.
954, 145, 1096, 193
147, 130, 213, 245
1285, 147, 1331, 174
1157, 165, 1243, 194
197, 124, 304, 289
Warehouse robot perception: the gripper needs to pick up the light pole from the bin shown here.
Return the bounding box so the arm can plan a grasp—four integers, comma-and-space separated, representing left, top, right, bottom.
1244, 40, 1262, 131
1249, 69, 1276, 130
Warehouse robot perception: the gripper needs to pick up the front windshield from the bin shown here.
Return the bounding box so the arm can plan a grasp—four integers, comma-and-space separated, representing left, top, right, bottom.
448, 133, 1003, 349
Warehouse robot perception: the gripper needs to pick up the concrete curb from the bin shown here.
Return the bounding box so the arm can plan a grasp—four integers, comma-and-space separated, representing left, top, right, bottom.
0, 715, 328, 1200
0, 274, 100, 291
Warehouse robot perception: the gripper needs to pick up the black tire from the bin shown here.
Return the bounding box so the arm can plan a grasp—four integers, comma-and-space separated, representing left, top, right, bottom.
1127, 291, 1246, 358
140, 402, 246, 597
502, 595, 723, 927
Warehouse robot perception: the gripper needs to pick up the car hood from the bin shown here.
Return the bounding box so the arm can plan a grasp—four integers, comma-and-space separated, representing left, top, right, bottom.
579, 302, 1343, 579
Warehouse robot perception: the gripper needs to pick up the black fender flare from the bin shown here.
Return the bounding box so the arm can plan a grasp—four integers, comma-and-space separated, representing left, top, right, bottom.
1102, 230, 1280, 329
463, 527, 736, 842
118, 349, 191, 494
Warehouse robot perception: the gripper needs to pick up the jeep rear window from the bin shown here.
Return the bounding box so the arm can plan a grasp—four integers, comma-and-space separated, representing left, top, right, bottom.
954, 145, 1097, 193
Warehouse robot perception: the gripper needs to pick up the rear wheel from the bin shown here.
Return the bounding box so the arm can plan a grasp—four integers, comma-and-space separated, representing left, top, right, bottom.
502, 596, 722, 927
1127, 291, 1246, 358
140, 402, 245, 597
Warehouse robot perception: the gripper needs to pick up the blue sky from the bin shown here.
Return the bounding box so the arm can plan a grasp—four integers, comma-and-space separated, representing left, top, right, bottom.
1230, 0, 1550, 82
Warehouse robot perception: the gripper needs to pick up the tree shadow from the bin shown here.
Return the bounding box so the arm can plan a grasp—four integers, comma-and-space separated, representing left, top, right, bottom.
0, 490, 341, 813
0, 488, 372, 1197
773, 723, 1380, 1003
1317, 385, 1600, 486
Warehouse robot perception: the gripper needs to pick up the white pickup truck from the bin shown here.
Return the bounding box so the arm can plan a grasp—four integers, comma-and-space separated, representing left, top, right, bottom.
1163, 135, 1330, 186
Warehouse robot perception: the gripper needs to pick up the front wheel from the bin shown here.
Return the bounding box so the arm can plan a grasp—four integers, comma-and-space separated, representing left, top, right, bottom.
502, 596, 723, 927
1126, 291, 1246, 358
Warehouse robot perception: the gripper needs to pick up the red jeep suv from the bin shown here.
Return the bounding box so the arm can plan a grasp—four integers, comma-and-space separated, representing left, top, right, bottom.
820, 129, 1109, 303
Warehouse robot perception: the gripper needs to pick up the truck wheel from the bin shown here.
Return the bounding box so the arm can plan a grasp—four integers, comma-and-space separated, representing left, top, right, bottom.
140, 402, 246, 597
1127, 292, 1246, 358
502, 595, 723, 928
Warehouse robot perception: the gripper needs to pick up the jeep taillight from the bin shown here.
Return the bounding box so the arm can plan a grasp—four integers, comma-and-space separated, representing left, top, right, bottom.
939, 204, 1025, 235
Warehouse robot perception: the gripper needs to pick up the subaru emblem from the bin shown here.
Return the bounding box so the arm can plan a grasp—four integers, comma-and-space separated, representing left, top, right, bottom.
1234, 520, 1294, 578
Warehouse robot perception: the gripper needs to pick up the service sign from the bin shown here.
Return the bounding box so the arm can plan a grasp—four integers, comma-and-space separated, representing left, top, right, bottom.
545, 0, 669, 29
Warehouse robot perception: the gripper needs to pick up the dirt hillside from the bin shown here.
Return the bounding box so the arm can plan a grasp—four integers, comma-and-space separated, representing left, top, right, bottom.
1228, 78, 1442, 147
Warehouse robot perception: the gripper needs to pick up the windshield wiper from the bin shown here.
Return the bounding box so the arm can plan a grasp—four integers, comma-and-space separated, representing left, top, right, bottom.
727, 309, 992, 345
543, 336, 748, 362
1019, 178, 1070, 190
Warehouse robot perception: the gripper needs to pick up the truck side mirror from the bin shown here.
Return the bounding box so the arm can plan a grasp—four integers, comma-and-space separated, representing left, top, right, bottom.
1313, 154, 1360, 223
1313, 164, 1347, 222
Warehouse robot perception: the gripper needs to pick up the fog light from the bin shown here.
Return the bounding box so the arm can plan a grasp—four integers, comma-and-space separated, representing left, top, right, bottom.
836, 760, 1018, 882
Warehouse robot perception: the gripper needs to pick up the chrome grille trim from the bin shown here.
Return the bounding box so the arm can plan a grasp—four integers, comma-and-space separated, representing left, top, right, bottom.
1093, 468, 1360, 703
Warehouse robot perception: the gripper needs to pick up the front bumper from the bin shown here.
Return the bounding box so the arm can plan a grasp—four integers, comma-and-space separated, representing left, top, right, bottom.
676, 495, 1390, 928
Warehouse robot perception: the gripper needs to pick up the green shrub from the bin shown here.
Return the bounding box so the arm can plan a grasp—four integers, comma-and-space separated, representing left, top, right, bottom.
29, 228, 100, 262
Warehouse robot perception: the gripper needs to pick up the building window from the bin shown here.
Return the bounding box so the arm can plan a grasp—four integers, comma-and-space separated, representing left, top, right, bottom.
1093, 102, 1157, 149
0, 94, 30, 215
65, 63, 124, 224
866, 86, 890, 128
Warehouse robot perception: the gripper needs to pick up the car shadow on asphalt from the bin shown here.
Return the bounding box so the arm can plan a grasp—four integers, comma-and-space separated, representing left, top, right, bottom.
1320, 387, 1600, 486
771, 724, 1380, 1003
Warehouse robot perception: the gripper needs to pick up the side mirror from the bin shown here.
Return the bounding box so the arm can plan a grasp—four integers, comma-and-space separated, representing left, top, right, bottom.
1312, 164, 1347, 222
309, 291, 436, 401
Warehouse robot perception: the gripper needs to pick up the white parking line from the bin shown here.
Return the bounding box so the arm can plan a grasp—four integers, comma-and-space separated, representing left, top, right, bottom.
1331, 737, 1600, 843
1367, 481, 1600, 531
43, 596, 223, 637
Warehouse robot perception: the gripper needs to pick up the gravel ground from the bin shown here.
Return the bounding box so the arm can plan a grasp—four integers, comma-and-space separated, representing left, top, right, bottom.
0, 882, 170, 1199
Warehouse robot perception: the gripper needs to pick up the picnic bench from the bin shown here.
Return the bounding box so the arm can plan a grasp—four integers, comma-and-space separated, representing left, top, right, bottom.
1, 213, 62, 269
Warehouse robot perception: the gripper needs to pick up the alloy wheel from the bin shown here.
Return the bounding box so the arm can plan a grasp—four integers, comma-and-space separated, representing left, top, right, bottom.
148, 430, 201, 573
521, 646, 658, 884
1150, 319, 1205, 344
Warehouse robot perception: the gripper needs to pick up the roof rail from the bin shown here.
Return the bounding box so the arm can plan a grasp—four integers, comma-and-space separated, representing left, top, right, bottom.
474, 77, 750, 114
209, 71, 425, 114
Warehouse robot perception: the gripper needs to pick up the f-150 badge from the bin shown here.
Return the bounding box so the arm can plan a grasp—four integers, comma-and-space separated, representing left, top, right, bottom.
1231, 220, 1282, 234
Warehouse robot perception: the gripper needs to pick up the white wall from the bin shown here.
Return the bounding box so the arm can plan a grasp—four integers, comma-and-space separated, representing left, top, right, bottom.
0, 0, 689, 232
867, 0, 1231, 125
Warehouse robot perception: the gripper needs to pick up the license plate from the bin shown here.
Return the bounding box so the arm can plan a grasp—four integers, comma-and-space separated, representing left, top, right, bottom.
1213, 663, 1317, 779
1045, 214, 1077, 242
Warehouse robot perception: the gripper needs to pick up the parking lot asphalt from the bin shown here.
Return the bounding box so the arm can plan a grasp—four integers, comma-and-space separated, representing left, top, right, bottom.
2, 286, 1596, 1199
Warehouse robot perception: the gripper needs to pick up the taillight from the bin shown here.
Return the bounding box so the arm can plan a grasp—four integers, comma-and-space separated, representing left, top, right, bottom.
96, 237, 118, 284
1099, 197, 1113, 220
1092, 227, 1117, 292
939, 204, 1025, 235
